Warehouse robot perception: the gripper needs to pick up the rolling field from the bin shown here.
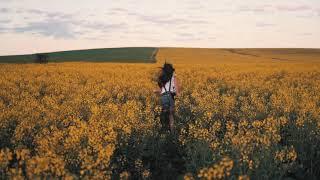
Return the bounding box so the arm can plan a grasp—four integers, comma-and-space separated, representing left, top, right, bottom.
0, 48, 320, 179
157, 48, 320, 64
0, 47, 157, 63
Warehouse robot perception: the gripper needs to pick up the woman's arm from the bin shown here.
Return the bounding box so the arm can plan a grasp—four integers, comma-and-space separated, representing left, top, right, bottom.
174, 76, 180, 96
153, 88, 161, 95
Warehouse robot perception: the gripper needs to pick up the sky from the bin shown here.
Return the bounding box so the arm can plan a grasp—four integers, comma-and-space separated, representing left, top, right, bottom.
0, 0, 319, 55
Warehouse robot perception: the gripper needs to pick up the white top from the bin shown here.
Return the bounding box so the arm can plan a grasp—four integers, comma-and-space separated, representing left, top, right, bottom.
161, 73, 176, 94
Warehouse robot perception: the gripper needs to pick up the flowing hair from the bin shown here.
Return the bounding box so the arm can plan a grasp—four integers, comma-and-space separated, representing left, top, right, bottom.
158, 63, 175, 88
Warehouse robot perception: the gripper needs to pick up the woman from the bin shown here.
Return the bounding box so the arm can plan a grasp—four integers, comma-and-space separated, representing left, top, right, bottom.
154, 63, 180, 133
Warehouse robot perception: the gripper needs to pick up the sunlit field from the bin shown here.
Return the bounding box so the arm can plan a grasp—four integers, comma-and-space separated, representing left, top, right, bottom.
1, 48, 320, 179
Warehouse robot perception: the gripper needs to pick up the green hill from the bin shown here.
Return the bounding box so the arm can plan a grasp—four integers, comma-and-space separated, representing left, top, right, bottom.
0, 47, 158, 63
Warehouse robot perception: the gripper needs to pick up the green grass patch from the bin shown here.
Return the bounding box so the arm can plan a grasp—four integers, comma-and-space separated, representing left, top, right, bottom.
0, 47, 158, 63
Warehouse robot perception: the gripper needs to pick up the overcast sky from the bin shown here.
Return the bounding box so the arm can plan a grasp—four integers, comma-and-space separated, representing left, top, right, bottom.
0, 0, 319, 55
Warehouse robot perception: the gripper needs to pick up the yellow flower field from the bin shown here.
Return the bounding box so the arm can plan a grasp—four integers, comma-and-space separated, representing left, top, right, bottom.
1, 49, 320, 179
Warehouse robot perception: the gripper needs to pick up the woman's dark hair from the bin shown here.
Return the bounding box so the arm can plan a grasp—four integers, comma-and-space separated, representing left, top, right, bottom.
158, 63, 175, 88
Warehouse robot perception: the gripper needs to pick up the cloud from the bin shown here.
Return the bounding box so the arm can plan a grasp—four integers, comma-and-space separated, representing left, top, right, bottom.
0, 8, 77, 38
127, 12, 138, 16
110, 7, 129, 13
187, 4, 205, 11
138, 15, 185, 25
107, 7, 211, 27
256, 22, 275, 28
177, 32, 195, 37
0, 0, 16, 2
135, 13, 210, 26
236, 4, 273, 13
189, 19, 209, 24
175, 36, 201, 42
276, 4, 311, 12
296, 13, 314, 18
0, 19, 10, 23
105, 8, 129, 16
236, 3, 315, 14
0, 27, 9, 32
1, 7, 74, 19
14, 19, 75, 38
0, 16, 11, 33
81, 21, 127, 33
0, 8, 10, 13
174, 31, 204, 42
24, 8, 74, 19
0, 7, 128, 39
300, 33, 312, 36
11, 18, 128, 39
238, 6, 267, 13
26, 9, 45, 15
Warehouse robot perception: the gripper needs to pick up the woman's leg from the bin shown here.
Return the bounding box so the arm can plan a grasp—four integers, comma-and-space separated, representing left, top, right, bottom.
169, 110, 174, 133
168, 94, 175, 133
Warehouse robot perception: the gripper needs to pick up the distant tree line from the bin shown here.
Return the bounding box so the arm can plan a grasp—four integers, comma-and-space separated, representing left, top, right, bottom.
34, 53, 49, 64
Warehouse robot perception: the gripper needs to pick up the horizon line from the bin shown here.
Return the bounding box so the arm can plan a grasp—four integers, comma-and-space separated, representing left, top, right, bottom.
1, 46, 320, 57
